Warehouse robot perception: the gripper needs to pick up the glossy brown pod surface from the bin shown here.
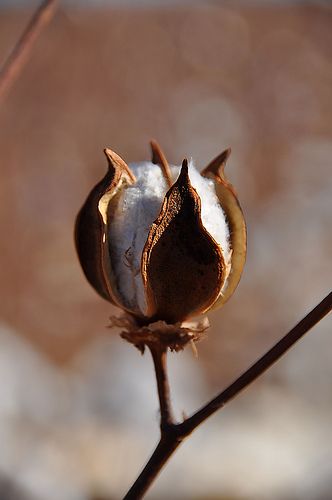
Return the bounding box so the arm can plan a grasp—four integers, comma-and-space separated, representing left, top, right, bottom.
75, 149, 136, 311
201, 149, 247, 307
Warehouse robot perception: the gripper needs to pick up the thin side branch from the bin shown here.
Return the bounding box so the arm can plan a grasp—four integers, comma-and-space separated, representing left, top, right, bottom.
0, 0, 58, 104
179, 290, 332, 435
124, 291, 332, 499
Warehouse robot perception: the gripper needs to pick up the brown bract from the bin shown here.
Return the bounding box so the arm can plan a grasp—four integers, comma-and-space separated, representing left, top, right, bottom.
150, 139, 172, 188
202, 149, 247, 308
142, 159, 226, 324
109, 314, 210, 353
75, 148, 136, 311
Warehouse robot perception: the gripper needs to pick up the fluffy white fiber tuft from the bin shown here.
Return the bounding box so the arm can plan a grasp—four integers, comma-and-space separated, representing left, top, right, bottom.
110, 160, 230, 315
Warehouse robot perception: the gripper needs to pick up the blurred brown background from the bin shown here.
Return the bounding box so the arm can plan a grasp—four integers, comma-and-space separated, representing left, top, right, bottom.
0, 1, 331, 499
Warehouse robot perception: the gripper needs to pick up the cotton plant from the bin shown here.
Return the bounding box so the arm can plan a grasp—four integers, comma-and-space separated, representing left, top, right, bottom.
75, 141, 331, 499
0, 0, 328, 495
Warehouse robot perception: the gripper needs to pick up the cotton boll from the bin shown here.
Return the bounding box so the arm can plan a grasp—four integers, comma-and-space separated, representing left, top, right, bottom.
76, 144, 246, 327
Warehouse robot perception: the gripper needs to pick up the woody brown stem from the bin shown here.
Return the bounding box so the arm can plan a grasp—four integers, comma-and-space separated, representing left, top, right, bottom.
123, 344, 179, 499
148, 343, 175, 429
123, 291, 332, 499
0, 0, 58, 104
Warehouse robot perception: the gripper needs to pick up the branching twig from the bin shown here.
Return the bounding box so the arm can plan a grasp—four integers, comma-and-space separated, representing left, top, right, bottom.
0, 0, 58, 104
124, 291, 332, 499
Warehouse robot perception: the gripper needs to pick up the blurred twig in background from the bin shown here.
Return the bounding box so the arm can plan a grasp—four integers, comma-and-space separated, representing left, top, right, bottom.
124, 291, 332, 499
0, 0, 58, 104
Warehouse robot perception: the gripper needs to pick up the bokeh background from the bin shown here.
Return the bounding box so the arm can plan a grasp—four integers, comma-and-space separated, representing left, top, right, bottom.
0, 1, 331, 499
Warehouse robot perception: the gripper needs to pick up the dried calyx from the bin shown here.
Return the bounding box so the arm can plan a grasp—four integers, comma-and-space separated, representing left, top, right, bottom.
75, 141, 246, 346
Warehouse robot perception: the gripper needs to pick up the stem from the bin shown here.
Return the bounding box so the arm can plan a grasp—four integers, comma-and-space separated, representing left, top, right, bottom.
148, 344, 174, 429
123, 291, 332, 498
0, 0, 58, 104
123, 344, 179, 499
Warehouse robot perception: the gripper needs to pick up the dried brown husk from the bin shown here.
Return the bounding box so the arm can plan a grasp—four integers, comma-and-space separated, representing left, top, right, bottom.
142, 159, 227, 324
201, 149, 247, 307
110, 313, 210, 352
75, 148, 138, 313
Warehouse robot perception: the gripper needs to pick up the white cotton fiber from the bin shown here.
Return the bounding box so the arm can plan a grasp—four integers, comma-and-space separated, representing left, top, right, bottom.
110, 161, 230, 315
110, 162, 168, 314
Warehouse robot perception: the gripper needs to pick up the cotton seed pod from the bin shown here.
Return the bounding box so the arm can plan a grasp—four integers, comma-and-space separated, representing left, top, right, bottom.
75, 141, 246, 325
